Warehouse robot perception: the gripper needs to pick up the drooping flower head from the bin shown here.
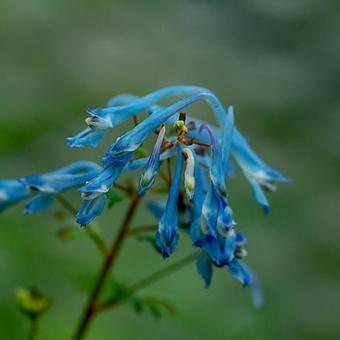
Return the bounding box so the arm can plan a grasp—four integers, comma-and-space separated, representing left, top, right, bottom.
1, 85, 290, 306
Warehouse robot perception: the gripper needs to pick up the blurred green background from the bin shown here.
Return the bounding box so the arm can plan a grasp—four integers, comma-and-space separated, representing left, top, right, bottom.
1, 0, 339, 339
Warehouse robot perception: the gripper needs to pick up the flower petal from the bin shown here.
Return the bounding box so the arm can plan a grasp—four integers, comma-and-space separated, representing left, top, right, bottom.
25, 194, 54, 214
66, 128, 107, 148
228, 259, 252, 287
196, 250, 213, 288
0, 180, 30, 212
156, 146, 183, 257
138, 126, 166, 196
76, 195, 107, 227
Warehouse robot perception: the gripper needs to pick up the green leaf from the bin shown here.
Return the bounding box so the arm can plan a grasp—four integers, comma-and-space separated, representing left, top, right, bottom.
56, 226, 82, 240
107, 191, 124, 209
144, 296, 177, 318
148, 303, 162, 319
106, 280, 131, 303
129, 296, 145, 314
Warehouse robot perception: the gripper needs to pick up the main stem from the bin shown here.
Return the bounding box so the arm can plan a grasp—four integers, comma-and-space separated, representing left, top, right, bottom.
27, 317, 39, 340
73, 194, 141, 340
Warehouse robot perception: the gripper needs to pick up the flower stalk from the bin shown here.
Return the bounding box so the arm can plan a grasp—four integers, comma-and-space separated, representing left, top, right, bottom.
73, 194, 141, 340
97, 252, 198, 313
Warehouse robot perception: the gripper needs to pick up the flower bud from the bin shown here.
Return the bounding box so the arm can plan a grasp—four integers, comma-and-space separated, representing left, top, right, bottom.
182, 148, 195, 200
16, 287, 49, 320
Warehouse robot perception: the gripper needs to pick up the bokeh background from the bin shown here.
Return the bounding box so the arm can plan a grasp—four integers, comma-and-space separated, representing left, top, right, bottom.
1, 0, 339, 339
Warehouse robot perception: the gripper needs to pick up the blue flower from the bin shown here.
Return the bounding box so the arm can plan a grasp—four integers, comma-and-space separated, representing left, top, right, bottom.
231, 128, 291, 213
0, 161, 101, 215
199, 124, 235, 234
70, 86, 288, 208
0, 179, 30, 212
156, 145, 183, 258
67, 93, 143, 148
25, 194, 54, 214
66, 128, 107, 149
86, 86, 212, 129
70, 86, 288, 211
138, 126, 166, 196
190, 160, 206, 244
80, 91, 229, 202
196, 250, 213, 288
76, 195, 107, 227
20, 161, 101, 194
105, 92, 224, 157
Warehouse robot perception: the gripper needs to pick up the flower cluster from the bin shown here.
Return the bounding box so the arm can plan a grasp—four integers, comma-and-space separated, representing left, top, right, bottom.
0, 86, 289, 306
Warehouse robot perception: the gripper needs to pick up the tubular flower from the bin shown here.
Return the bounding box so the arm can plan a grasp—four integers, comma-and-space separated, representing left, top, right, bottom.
0, 161, 101, 214
199, 123, 235, 235
1, 85, 290, 306
138, 126, 166, 196
76, 194, 107, 227
0, 180, 30, 212
231, 128, 291, 213
156, 145, 183, 257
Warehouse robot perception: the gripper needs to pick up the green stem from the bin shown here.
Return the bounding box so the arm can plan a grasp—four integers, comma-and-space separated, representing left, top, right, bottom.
85, 227, 109, 257
130, 252, 197, 291
27, 317, 39, 340
56, 194, 77, 215
127, 225, 157, 236
73, 194, 141, 340
97, 252, 198, 312
128, 224, 189, 237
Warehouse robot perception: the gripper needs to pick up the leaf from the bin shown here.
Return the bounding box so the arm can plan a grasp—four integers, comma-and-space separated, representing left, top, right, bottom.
196, 250, 213, 288
129, 296, 145, 314
106, 280, 131, 302
56, 226, 82, 240
143, 296, 177, 319
148, 303, 162, 319
107, 191, 124, 209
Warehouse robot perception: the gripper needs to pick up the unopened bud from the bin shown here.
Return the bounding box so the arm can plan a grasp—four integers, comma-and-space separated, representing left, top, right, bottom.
16, 287, 50, 319
182, 148, 195, 200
